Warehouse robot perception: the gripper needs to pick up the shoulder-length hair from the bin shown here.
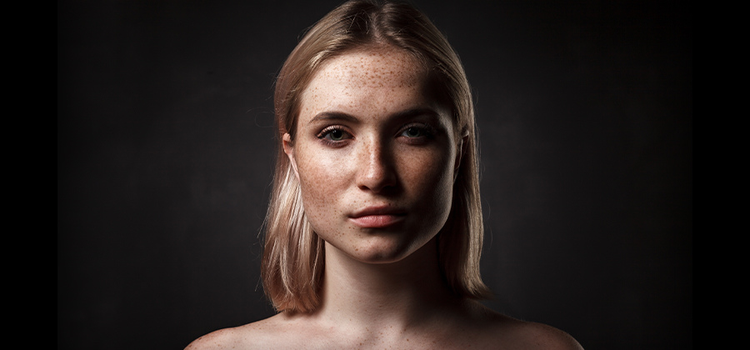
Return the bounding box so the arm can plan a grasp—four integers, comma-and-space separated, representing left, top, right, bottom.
261, 0, 490, 313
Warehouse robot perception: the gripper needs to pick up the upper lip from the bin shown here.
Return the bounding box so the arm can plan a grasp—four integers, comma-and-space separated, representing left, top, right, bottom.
349, 205, 406, 218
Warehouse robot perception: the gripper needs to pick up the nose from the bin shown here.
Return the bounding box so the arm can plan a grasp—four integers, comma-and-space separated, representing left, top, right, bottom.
356, 138, 398, 193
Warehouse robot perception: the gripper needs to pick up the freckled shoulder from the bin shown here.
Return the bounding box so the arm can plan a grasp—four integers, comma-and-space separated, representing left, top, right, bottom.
485, 316, 584, 350
461, 303, 582, 350
184, 315, 291, 350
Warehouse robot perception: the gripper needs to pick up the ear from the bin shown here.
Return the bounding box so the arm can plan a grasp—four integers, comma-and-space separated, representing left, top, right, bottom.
282, 133, 299, 179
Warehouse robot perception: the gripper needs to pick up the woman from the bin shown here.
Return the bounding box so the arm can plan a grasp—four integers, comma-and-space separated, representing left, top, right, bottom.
188, 1, 582, 349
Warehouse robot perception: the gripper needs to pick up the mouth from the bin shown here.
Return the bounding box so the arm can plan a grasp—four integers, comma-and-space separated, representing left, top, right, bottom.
349, 206, 406, 228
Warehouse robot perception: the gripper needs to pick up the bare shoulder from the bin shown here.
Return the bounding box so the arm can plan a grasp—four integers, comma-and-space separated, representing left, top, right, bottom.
505, 320, 584, 350
184, 314, 291, 350
467, 304, 583, 350
184, 326, 242, 350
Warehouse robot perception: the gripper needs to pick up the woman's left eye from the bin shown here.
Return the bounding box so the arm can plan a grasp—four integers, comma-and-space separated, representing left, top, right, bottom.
399, 124, 433, 139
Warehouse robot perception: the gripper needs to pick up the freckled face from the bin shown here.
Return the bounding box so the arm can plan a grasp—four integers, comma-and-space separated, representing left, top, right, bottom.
284, 47, 459, 264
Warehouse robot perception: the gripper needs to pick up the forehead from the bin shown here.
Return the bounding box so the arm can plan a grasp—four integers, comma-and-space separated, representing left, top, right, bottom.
312, 47, 425, 88
298, 47, 432, 119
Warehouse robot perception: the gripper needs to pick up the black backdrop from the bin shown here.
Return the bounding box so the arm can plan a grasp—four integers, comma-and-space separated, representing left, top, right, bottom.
58, 0, 692, 349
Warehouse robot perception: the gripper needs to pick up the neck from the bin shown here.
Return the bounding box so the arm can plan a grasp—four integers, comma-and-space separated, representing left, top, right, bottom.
314, 236, 463, 329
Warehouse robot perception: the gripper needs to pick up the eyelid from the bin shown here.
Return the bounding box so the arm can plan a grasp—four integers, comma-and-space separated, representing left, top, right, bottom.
316, 125, 346, 138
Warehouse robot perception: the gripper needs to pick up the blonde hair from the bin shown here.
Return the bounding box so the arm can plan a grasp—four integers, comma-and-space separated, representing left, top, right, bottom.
261, 0, 490, 313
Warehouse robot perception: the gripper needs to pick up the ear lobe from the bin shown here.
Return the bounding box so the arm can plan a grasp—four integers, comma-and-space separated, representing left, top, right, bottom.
282, 133, 299, 179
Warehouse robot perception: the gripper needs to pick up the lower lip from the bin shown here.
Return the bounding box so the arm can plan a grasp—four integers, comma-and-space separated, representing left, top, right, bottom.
350, 214, 405, 228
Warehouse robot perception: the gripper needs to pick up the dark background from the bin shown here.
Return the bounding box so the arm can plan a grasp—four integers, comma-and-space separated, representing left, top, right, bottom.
58, 0, 691, 349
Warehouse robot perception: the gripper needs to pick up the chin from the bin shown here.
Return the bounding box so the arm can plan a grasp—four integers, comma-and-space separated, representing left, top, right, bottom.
343, 234, 433, 265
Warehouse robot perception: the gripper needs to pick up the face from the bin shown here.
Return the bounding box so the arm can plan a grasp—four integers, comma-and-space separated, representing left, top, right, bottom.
284, 46, 461, 264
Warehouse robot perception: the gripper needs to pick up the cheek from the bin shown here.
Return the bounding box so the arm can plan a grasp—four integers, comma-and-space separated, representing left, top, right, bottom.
398, 146, 456, 207
294, 149, 349, 221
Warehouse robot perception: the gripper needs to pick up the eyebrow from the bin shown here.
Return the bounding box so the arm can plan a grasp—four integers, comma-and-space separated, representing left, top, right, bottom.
309, 111, 360, 124
309, 108, 442, 124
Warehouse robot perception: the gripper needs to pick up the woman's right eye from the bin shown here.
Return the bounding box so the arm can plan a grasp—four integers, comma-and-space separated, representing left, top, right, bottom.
317, 126, 352, 144
327, 129, 346, 140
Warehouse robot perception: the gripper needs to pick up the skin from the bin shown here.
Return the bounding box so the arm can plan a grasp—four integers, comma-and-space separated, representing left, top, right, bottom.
186, 46, 583, 350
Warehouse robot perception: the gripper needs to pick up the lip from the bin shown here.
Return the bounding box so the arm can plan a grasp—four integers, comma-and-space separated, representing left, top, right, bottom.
349, 206, 406, 228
